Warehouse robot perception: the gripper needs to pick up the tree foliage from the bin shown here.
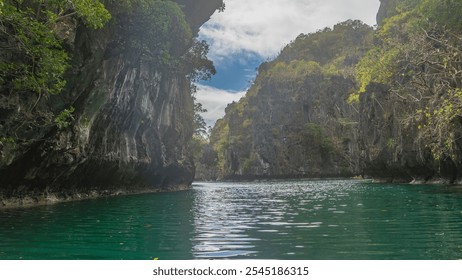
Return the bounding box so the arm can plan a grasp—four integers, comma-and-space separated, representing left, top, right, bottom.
0, 0, 112, 146
404, 27, 462, 161
418, 0, 462, 30
183, 40, 216, 82
1, 0, 216, 147
54, 106, 75, 129
264, 60, 322, 83
0, 0, 110, 97
209, 20, 374, 177
120, 0, 191, 68
355, 0, 462, 162
356, 46, 401, 94
193, 99, 208, 136
256, 20, 374, 88
278, 20, 374, 66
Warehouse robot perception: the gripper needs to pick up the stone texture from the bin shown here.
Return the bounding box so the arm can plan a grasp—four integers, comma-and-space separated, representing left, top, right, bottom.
0, 0, 223, 206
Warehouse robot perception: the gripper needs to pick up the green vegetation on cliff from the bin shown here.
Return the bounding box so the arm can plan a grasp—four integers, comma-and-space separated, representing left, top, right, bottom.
203, 20, 374, 180
0, 0, 221, 200
0, 0, 110, 97
200, 0, 462, 183
355, 0, 462, 180
0, 0, 215, 144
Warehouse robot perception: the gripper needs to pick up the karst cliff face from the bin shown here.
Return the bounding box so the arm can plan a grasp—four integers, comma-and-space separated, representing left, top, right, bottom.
205, 0, 462, 184
358, 0, 462, 183
0, 0, 223, 205
206, 21, 374, 180
376, 0, 402, 25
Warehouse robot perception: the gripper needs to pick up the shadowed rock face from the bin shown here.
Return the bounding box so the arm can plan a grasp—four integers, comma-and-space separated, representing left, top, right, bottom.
212, 75, 361, 181
175, 0, 223, 33
376, 0, 404, 25
0, 0, 223, 202
357, 83, 430, 183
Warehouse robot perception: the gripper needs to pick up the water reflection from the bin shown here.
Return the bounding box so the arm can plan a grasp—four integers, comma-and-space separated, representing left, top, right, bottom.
0, 180, 462, 259
192, 183, 260, 258
191, 180, 462, 259
191, 180, 360, 259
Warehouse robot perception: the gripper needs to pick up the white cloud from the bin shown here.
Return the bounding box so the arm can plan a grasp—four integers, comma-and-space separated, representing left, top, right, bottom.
195, 85, 246, 127
196, 0, 381, 126
200, 0, 381, 60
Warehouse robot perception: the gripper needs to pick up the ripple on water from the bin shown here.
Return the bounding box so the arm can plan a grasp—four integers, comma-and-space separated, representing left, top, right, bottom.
190, 180, 462, 260
1, 180, 462, 259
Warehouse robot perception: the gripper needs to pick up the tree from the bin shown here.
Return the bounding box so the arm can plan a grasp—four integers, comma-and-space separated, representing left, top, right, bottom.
0, 0, 111, 96
120, 0, 192, 69
354, 0, 462, 162
401, 26, 462, 161
183, 40, 216, 82
193, 99, 208, 137
0, 0, 111, 143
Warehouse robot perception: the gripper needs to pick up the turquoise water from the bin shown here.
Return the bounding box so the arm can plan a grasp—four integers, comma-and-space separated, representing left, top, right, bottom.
1, 180, 462, 259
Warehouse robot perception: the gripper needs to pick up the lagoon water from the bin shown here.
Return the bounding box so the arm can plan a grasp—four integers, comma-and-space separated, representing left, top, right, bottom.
1, 180, 462, 260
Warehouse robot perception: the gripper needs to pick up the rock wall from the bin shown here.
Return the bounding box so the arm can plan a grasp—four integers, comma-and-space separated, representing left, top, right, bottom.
359, 0, 462, 184
208, 21, 373, 180
196, 0, 462, 184
376, 0, 403, 25
215, 75, 360, 180
357, 83, 434, 183
358, 81, 460, 184
0, 0, 223, 206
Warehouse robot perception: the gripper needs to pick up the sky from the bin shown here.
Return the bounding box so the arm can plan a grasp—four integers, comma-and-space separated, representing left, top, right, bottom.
195, 0, 381, 127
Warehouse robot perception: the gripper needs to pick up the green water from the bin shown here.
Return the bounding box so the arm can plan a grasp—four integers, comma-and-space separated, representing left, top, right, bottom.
1, 180, 462, 260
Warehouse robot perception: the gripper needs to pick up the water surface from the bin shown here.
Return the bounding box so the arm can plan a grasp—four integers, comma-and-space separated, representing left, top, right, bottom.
1, 180, 462, 259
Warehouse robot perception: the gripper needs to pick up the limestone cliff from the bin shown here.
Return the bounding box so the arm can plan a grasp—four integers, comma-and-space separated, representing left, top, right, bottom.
357, 83, 433, 183
207, 0, 462, 184
358, 0, 462, 183
0, 0, 223, 206
208, 21, 374, 180
376, 0, 404, 25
